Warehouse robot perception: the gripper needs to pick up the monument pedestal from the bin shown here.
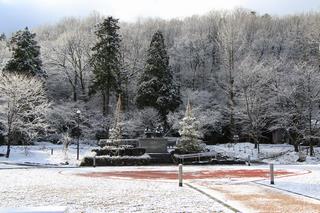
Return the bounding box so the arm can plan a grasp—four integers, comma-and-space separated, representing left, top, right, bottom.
138, 138, 168, 153
138, 138, 173, 164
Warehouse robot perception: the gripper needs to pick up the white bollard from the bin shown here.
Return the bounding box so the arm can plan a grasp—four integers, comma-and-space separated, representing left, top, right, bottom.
178, 164, 183, 187
270, 163, 274, 184
93, 155, 96, 168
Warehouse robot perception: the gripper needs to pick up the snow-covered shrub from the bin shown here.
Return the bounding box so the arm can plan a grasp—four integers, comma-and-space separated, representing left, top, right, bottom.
47, 103, 78, 133
80, 154, 151, 166
92, 147, 145, 157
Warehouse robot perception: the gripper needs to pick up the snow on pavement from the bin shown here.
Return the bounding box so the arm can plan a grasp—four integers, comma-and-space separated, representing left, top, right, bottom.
256, 164, 320, 200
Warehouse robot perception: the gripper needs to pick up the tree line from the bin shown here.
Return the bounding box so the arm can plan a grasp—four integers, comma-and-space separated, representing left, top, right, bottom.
1, 9, 320, 155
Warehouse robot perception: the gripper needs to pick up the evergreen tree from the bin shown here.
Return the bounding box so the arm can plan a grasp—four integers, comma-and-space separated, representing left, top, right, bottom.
136, 31, 181, 127
4, 27, 45, 77
90, 17, 122, 116
177, 100, 203, 154
0, 33, 6, 41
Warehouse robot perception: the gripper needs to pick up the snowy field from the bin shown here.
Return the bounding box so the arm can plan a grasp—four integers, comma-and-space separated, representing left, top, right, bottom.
0, 142, 99, 167
0, 165, 320, 212
0, 167, 230, 213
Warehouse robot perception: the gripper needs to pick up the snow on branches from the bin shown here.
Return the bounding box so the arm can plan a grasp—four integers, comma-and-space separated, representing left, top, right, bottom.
177, 100, 204, 154
0, 73, 50, 157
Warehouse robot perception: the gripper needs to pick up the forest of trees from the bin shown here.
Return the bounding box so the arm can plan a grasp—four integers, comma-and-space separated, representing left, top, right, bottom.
1, 8, 320, 154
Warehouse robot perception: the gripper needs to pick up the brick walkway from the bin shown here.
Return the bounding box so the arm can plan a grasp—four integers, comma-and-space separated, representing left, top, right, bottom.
191, 181, 320, 213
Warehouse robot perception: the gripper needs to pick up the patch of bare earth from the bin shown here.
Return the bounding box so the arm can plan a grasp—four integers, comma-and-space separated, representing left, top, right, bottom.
204, 183, 320, 213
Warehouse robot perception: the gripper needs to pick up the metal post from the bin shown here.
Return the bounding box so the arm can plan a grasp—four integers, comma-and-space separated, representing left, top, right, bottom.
93, 155, 96, 168
178, 164, 183, 187
247, 155, 251, 166
270, 163, 274, 184
51, 148, 53, 155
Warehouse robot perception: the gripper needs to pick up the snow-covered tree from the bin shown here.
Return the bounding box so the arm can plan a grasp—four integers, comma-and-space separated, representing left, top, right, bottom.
176, 101, 203, 154
109, 95, 124, 141
0, 39, 10, 71
0, 73, 50, 158
216, 10, 249, 141
90, 17, 122, 116
44, 29, 92, 101
237, 58, 272, 152
270, 61, 320, 155
4, 27, 45, 77
136, 30, 181, 127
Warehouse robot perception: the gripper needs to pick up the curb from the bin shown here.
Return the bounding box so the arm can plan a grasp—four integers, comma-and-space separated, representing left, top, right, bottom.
185, 182, 241, 213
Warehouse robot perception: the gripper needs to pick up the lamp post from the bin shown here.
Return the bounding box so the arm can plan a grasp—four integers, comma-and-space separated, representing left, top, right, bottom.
76, 110, 81, 160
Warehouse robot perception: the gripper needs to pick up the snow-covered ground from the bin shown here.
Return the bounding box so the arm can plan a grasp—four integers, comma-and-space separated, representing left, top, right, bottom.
208, 142, 320, 165
0, 142, 99, 167
0, 165, 319, 212
0, 167, 230, 213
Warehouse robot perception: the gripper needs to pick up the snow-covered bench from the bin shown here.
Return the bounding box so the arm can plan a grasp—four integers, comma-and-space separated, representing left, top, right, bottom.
0, 206, 68, 213
174, 151, 218, 164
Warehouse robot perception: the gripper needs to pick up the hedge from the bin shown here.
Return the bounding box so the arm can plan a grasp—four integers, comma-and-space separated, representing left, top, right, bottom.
80, 155, 151, 166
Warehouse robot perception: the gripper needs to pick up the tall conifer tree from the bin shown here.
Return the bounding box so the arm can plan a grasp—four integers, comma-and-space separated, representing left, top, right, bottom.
136, 31, 181, 127
90, 17, 122, 116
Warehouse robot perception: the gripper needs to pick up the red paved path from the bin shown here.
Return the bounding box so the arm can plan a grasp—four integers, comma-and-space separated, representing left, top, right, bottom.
77, 169, 295, 180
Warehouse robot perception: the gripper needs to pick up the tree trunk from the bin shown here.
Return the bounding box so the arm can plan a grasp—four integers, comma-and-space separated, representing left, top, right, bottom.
310, 138, 314, 156
253, 136, 259, 152
80, 80, 86, 99
102, 87, 110, 116
79, 70, 86, 98
73, 87, 77, 102
106, 87, 110, 115
293, 143, 299, 152
6, 132, 11, 158
73, 74, 78, 102
102, 92, 106, 116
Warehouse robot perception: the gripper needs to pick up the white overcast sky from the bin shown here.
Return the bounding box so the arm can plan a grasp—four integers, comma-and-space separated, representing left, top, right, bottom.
1, 0, 320, 34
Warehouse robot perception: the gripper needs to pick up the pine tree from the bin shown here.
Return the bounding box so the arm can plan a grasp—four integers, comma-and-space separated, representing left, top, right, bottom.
90, 17, 122, 116
0, 33, 6, 41
136, 31, 181, 127
177, 100, 203, 154
4, 27, 45, 77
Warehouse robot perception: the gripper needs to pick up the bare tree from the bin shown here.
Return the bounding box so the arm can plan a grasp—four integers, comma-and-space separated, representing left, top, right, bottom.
44, 29, 92, 101
269, 60, 320, 155
216, 10, 248, 140
237, 58, 272, 152
0, 73, 50, 158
